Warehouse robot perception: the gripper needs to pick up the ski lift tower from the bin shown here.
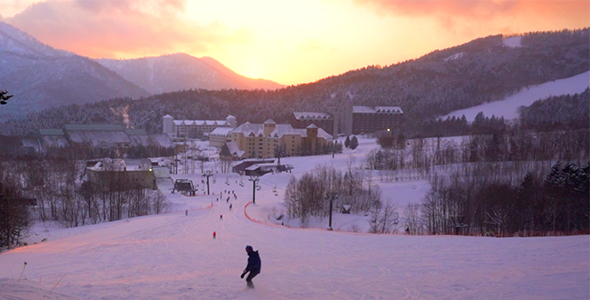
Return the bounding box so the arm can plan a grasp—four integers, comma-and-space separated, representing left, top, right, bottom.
202, 170, 213, 195
325, 191, 338, 231
249, 175, 261, 204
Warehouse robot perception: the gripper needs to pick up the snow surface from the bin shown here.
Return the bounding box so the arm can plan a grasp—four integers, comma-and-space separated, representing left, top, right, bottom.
444, 52, 464, 61
1, 138, 588, 299
503, 36, 522, 48
443, 71, 590, 121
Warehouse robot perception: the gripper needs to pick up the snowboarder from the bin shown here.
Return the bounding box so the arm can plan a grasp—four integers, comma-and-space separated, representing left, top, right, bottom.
240, 245, 261, 288
185, 210, 188, 216
229, 204, 233, 210
220, 214, 223, 220
213, 231, 217, 239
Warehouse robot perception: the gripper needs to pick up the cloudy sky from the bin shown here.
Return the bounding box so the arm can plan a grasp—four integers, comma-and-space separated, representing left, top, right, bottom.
1, 0, 588, 85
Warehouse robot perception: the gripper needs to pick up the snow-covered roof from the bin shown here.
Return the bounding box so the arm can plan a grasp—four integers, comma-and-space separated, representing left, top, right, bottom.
306, 124, 317, 128
67, 130, 130, 147
210, 127, 233, 136
293, 112, 332, 120
353, 106, 376, 113
263, 119, 276, 124
233, 122, 331, 140
125, 129, 148, 135
375, 106, 403, 114
353, 106, 403, 114
232, 123, 264, 136
21, 138, 39, 149
226, 141, 245, 157
148, 134, 173, 148
269, 124, 299, 138
173, 120, 228, 126
39, 135, 69, 148
38, 128, 65, 136
128, 134, 150, 147
65, 124, 125, 131
294, 127, 332, 140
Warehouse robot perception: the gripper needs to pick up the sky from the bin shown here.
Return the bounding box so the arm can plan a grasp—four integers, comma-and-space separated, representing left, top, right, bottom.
1, 0, 589, 85
1, 138, 588, 299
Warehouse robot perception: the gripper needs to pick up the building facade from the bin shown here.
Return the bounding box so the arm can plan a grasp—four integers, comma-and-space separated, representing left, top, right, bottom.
209, 127, 233, 148
229, 120, 332, 159
351, 106, 403, 134
290, 112, 334, 135
163, 115, 237, 141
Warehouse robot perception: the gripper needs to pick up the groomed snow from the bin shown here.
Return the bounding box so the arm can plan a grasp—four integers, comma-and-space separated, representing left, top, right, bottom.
442, 71, 590, 122
503, 36, 523, 48
1, 138, 588, 299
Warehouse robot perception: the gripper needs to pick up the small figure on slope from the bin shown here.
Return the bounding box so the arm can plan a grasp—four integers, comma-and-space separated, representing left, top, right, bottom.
220, 215, 223, 220
229, 204, 233, 210
213, 231, 217, 239
240, 245, 261, 288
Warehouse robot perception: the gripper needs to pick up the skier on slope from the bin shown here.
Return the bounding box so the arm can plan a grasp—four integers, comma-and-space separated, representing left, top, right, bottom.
240, 245, 261, 288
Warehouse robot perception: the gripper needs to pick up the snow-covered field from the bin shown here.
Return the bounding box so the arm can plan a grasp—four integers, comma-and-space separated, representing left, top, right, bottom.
1, 138, 588, 299
443, 71, 590, 121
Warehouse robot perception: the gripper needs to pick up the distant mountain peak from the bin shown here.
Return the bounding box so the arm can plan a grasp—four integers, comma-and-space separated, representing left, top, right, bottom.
96, 53, 284, 93
0, 21, 148, 120
0, 21, 71, 58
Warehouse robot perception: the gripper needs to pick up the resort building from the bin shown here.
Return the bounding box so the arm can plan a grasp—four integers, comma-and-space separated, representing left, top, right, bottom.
229, 119, 332, 159
290, 112, 334, 135
163, 114, 237, 141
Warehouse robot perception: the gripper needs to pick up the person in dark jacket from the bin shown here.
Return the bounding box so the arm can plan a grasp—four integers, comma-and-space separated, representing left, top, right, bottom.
240, 245, 261, 287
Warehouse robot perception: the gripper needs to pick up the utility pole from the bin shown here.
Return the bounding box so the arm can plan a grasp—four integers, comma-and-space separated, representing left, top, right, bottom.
202, 170, 213, 195
249, 175, 260, 204
325, 191, 338, 231
332, 140, 336, 158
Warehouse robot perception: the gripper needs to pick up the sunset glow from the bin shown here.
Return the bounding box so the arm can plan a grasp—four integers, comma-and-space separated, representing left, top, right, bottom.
1, 0, 588, 85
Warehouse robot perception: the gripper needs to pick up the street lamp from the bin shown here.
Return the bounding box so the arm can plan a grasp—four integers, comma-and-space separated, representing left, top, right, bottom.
202, 170, 213, 195
249, 175, 260, 204
325, 191, 338, 231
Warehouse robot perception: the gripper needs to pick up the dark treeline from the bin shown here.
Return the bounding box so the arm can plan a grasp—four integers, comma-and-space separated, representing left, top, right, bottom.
284, 165, 381, 227
421, 161, 589, 236
409, 88, 590, 138
2, 29, 588, 136
372, 129, 589, 173
520, 87, 590, 131
0, 158, 170, 248
0, 141, 174, 161
0, 181, 30, 248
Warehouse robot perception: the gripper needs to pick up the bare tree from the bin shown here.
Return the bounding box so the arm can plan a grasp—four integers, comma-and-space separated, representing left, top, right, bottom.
151, 190, 169, 214
368, 200, 399, 234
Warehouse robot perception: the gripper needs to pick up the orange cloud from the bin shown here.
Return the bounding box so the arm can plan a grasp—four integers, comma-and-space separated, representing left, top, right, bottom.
355, 0, 589, 33
7, 0, 251, 59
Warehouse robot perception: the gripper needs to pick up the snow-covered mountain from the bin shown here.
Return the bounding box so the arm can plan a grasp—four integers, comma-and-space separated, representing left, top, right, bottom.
0, 22, 282, 121
442, 71, 590, 121
0, 22, 150, 120
96, 53, 284, 94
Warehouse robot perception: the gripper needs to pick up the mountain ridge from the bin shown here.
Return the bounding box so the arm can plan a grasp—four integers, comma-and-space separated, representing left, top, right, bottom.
1, 28, 588, 136
95, 53, 283, 94
0, 21, 283, 120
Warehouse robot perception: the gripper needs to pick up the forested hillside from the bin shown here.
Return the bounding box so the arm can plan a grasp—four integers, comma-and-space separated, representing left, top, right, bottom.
3, 29, 588, 136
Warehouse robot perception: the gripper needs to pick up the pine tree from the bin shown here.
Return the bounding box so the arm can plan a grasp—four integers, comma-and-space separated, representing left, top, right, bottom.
350, 136, 359, 150
0, 90, 13, 105
344, 136, 350, 148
